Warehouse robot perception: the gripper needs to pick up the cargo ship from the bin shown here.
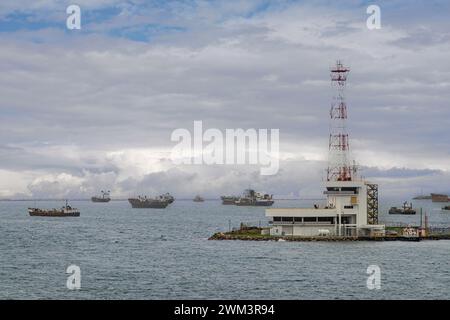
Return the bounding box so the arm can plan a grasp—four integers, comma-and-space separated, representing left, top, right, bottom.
28, 200, 80, 217
91, 190, 111, 203
389, 202, 416, 215
193, 195, 205, 202
128, 195, 169, 208
234, 189, 274, 207
221, 196, 239, 205
431, 193, 449, 202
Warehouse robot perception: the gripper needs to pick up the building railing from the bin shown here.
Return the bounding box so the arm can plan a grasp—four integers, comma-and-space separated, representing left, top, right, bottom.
270, 221, 334, 225
323, 191, 357, 195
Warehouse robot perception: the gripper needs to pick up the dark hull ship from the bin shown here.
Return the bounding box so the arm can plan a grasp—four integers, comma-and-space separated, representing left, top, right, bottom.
230, 189, 274, 206
240, 189, 274, 207
91, 197, 110, 202
91, 190, 111, 203
128, 196, 169, 208
431, 193, 449, 202
193, 195, 205, 202
28, 201, 80, 217
389, 202, 416, 215
221, 196, 239, 205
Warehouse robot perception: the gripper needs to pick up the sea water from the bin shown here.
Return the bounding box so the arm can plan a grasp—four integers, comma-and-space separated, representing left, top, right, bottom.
0, 199, 449, 299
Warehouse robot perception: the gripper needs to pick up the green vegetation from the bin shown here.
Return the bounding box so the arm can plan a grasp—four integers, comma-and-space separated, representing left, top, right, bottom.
209, 227, 274, 240
385, 226, 404, 234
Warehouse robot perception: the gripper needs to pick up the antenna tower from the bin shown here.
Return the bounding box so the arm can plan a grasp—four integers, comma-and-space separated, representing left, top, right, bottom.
327, 60, 355, 181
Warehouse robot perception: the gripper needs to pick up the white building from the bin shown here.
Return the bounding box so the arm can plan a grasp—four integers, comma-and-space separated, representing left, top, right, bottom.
266, 180, 383, 237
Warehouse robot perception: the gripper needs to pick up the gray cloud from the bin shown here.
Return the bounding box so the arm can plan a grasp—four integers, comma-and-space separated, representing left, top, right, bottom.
0, 1, 449, 199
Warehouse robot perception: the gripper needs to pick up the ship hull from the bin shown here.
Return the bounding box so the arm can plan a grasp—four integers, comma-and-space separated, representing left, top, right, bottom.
254, 201, 274, 206
128, 198, 169, 209
221, 197, 238, 205
388, 208, 416, 215
28, 208, 80, 217
222, 200, 236, 205
431, 193, 449, 202
235, 200, 274, 206
91, 197, 111, 203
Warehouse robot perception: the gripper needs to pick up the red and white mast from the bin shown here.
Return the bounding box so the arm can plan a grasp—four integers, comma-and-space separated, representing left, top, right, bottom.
327, 60, 355, 182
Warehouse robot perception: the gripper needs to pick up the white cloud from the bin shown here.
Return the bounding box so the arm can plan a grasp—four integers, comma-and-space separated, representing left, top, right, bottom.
0, 0, 449, 199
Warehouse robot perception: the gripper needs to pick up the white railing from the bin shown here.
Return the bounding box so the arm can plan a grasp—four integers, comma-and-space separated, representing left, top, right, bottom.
272, 221, 334, 225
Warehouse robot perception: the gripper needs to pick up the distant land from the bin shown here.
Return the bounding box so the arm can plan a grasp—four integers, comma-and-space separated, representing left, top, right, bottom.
413, 195, 432, 200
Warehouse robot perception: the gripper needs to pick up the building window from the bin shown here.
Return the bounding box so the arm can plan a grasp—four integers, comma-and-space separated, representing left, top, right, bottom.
281, 217, 293, 222
318, 217, 334, 224
273, 217, 281, 222
342, 187, 358, 194
304, 217, 317, 222
341, 217, 350, 224
294, 217, 302, 222
344, 205, 354, 209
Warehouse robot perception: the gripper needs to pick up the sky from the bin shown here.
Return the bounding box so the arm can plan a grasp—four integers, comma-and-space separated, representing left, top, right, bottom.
0, 0, 449, 199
